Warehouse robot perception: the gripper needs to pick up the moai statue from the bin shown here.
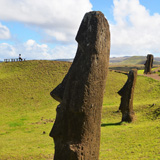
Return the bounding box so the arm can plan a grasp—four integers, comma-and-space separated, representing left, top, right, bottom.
118, 69, 137, 122
144, 54, 154, 74
50, 11, 110, 160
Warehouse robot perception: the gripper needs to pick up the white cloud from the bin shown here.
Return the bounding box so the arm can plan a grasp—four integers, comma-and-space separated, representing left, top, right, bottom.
50, 43, 77, 59
111, 0, 160, 56
0, 0, 92, 43
0, 23, 10, 39
0, 43, 16, 59
0, 39, 77, 61
23, 40, 49, 59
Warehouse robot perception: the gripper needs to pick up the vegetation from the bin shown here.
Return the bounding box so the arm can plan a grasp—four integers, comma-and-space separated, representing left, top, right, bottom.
137, 67, 160, 75
119, 56, 146, 65
0, 60, 160, 159
110, 56, 160, 65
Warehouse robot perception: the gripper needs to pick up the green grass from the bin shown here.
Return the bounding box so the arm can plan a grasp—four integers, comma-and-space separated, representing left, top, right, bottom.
119, 56, 146, 65
138, 67, 159, 75
0, 60, 160, 159
100, 103, 160, 160
118, 56, 160, 65
138, 69, 144, 74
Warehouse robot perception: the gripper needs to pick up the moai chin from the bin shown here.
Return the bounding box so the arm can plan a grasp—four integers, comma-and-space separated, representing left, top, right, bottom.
50, 11, 110, 160
144, 54, 154, 74
118, 69, 137, 123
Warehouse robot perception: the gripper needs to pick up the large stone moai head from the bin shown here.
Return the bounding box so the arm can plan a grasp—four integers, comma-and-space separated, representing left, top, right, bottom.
144, 54, 154, 74
50, 11, 110, 160
118, 69, 137, 122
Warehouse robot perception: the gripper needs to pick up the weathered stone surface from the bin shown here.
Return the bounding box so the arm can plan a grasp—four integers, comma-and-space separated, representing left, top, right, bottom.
144, 54, 154, 74
118, 69, 137, 122
50, 11, 110, 160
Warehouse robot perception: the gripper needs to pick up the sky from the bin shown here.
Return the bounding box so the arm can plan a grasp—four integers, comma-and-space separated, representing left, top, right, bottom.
0, 0, 160, 60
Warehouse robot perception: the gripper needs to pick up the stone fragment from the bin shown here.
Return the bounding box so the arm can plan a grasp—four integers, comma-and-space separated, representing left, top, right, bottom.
144, 54, 154, 74
50, 11, 110, 160
118, 69, 137, 122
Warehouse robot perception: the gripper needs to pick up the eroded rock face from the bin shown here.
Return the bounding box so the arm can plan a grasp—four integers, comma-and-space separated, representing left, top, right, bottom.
144, 54, 154, 74
50, 11, 110, 160
118, 69, 137, 122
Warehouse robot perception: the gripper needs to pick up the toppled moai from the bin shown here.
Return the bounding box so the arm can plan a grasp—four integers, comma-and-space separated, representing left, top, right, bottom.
118, 69, 137, 122
50, 11, 110, 160
144, 54, 154, 74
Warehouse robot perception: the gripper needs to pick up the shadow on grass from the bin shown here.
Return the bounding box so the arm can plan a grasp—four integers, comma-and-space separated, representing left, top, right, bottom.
101, 122, 122, 127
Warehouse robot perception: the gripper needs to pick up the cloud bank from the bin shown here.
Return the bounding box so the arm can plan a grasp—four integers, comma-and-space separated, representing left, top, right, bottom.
0, 0, 92, 60
1, 0, 160, 60
0, 40, 77, 60
0, 0, 92, 43
111, 0, 160, 56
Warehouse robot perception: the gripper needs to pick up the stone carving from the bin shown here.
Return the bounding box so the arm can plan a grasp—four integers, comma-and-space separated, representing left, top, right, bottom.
144, 54, 154, 74
118, 69, 137, 122
50, 11, 110, 160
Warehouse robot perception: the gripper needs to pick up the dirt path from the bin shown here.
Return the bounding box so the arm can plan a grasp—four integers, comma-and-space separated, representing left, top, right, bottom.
139, 67, 160, 81
142, 74, 160, 81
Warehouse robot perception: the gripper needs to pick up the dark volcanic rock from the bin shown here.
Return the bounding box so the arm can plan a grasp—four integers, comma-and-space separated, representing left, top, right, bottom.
50, 11, 110, 160
144, 54, 154, 74
118, 69, 137, 122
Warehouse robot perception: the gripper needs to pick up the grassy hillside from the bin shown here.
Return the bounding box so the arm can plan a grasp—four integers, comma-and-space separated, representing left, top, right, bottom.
0, 60, 160, 159
117, 56, 160, 65
119, 56, 146, 65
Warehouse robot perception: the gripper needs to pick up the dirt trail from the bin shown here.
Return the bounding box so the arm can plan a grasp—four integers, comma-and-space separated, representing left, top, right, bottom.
139, 67, 160, 81
142, 74, 160, 81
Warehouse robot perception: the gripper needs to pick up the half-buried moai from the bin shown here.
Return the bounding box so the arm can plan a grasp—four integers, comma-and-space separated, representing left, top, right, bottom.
144, 54, 154, 74
118, 69, 137, 122
50, 11, 110, 160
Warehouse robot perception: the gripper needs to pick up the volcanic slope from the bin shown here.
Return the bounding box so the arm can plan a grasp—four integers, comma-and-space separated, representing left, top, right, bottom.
0, 60, 159, 159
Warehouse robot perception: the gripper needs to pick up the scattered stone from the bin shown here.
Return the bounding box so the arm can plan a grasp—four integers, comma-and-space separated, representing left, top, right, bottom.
50, 11, 110, 160
144, 54, 154, 74
118, 69, 137, 122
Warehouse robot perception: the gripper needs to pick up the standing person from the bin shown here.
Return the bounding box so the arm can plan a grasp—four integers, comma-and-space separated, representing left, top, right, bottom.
19, 54, 22, 61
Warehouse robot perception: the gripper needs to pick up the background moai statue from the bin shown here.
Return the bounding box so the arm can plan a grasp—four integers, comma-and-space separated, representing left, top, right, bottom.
144, 54, 154, 74
50, 11, 110, 160
118, 69, 137, 122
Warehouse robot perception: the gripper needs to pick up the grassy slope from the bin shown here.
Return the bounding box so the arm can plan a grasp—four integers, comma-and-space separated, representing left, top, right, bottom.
119, 56, 146, 65
0, 60, 70, 159
119, 56, 160, 65
0, 60, 160, 160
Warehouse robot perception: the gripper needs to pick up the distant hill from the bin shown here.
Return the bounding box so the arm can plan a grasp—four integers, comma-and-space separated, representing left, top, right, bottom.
110, 56, 160, 65
109, 56, 130, 63
119, 56, 146, 65
1, 56, 159, 64
54, 59, 73, 62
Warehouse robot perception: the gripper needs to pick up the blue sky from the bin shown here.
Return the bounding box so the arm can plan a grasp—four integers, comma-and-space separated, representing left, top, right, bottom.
0, 0, 160, 60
